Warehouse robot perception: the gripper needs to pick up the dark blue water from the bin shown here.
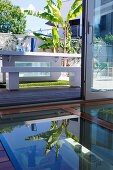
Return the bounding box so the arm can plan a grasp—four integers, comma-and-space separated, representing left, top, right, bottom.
0, 108, 113, 170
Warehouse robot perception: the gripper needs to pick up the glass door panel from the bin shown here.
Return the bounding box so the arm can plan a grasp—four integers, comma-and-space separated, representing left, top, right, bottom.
85, 0, 113, 100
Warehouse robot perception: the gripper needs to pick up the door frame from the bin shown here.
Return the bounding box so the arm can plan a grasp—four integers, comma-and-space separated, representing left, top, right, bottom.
83, 0, 113, 100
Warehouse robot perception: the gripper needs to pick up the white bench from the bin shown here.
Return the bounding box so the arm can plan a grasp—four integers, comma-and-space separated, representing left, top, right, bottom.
0, 66, 81, 90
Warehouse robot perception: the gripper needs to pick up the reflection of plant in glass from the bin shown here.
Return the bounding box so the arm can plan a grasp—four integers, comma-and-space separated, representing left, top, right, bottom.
25, 120, 79, 159
97, 108, 113, 123
93, 36, 106, 61
93, 37, 104, 43
105, 33, 113, 45
0, 125, 18, 134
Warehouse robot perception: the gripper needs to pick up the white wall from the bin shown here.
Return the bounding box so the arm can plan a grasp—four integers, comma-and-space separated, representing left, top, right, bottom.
0, 33, 53, 53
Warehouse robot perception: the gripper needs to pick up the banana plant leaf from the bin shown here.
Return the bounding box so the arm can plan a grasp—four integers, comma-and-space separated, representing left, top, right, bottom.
50, 120, 58, 130
69, 4, 82, 21
45, 127, 62, 155
66, 0, 82, 22
25, 119, 79, 160
55, 142, 61, 160
46, 0, 64, 27
33, 32, 53, 43
25, 125, 63, 142
24, 10, 59, 23
33, 32, 54, 50
52, 26, 59, 47
38, 43, 53, 50
71, 0, 82, 11
65, 130, 79, 143
25, 123, 63, 160
44, 5, 52, 13
44, 0, 62, 12
57, 0, 62, 10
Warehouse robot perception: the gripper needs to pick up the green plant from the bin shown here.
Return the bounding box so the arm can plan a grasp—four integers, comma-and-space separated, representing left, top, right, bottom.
34, 26, 60, 53
0, 125, 19, 134
0, 80, 69, 88
70, 37, 82, 54
34, 32, 53, 51
25, 0, 82, 53
4, 33, 30, 51
60, 36, 82, 54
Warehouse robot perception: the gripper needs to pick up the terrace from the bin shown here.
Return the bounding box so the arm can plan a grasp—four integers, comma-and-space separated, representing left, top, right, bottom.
0, 47, 81, 106
0, 0, 113, 169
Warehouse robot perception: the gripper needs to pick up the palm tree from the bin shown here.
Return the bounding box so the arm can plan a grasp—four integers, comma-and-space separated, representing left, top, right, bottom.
24, 0, 82, 53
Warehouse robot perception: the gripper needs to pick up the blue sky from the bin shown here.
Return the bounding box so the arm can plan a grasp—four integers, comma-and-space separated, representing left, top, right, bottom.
10, 0, 56, 32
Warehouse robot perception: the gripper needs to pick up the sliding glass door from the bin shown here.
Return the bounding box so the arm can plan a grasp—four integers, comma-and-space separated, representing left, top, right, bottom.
85, 0, 113, 100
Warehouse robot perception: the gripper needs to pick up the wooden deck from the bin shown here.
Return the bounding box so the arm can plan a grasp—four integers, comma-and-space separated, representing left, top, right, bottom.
0, 141, 14, 170
0, 87, 81, 106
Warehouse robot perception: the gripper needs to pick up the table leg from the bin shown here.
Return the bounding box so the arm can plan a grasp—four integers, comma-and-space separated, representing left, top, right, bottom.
6, 72, 19, 90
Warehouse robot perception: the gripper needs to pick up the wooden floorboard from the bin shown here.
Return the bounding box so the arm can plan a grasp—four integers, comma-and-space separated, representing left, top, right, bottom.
0, 141, 14, 170
0, 87, 81, 106
0, 161, 14, 170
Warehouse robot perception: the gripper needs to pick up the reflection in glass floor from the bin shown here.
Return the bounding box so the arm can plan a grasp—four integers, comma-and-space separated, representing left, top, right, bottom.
0, 108, 113, 170
80, 103, 113, 124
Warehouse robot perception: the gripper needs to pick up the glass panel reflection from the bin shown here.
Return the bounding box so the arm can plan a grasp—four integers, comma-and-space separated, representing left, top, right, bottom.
80, 103, 113, 124
0, 110, 113, 170
92, 0, 113, 91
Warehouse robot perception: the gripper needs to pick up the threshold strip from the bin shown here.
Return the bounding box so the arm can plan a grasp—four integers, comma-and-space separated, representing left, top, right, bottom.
64, 108, 113, 131
0, 103, 80, 116
1, 99, 113, 115
80, 99, 113, 107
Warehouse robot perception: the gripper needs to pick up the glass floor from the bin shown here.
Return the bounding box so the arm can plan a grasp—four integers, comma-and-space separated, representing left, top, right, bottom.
0, 106, 113, 170
80, 103, 113, 124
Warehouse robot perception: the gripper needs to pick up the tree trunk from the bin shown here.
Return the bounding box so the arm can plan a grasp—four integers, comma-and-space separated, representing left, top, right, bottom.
43, 48, 46, 52
53, 47, 56, 53
64, 27, 67, 53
